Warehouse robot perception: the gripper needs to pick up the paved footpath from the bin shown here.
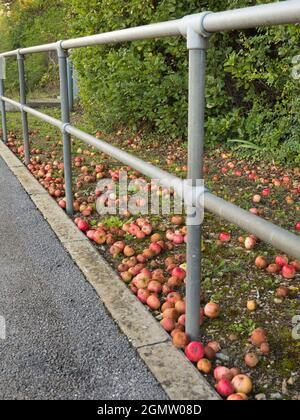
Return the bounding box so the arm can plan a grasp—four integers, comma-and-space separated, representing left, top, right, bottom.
0, 156, 167, 400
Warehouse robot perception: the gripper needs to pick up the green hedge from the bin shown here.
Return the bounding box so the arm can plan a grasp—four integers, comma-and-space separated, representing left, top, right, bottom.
69, 0, 300, 163
1, 1, 300, 163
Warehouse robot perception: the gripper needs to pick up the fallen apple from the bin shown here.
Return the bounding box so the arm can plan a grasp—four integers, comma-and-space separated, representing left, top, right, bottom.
171, 267, 186, 281
215, 378, 235, 397
276, 285, 289, 298
207, 341, 221, 353
247, 300, 257, 311
174, 300, 186, 315
197, 358, 212, 374
250, 328, 267, 347
244, 236, 256, 250
260, 342, 270, 354
146, 294, 161, 310
275, 255, 289, 267
282, 264, 296, 279
204, 345, 216, 360
77, 219, 90, 232
266, 263, 280, 274
255, 256, 268, 269
219, 232, 231, 242
160, 318, 176, 332
231, 374, 253, 395
214, 366, 233, 382
184, 341, 205, 363
172, 331, 189, 349
227, 394, 245, 400
244, 352, 259, 368
204, 302, 220, 319
252, 194, 261, 203
162, 308, 179, 321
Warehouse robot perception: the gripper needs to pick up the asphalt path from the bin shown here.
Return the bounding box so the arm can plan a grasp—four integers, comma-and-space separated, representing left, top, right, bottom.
0, 156, 167, 400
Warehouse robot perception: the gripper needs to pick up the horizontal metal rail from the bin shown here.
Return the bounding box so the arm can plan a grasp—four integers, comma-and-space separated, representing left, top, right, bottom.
1, 1, 300, 57
2, 95, 300, 261
203, 0, 300, 32
1, 1, 300, 340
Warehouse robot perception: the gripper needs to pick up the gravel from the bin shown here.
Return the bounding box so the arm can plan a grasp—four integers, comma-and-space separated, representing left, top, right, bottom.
0, 157, 167, 400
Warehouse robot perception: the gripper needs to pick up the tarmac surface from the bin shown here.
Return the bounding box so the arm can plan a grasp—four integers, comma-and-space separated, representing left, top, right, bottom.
0, 156, 167, 400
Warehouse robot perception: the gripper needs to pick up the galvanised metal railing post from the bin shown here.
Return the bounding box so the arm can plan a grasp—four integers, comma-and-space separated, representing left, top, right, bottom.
17, 50, 30, 165
0, 78, 8, 143
57, 42, 73, 216
185, 17, 211, 341
67, 57, 74, 112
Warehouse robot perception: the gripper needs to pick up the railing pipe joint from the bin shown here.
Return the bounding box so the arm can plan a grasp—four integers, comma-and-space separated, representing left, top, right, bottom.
61, 122, 71, 134
56, 41, 68, 58
16, 48, 23, 61
179, 12, 212, 49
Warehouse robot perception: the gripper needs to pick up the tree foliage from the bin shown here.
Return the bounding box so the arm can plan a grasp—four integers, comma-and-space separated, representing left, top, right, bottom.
0, 0, 67, 93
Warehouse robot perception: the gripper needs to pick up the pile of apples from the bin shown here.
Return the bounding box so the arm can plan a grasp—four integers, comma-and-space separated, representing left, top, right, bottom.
255, 254, 300, 279
73, 213, 239, 398
122, 217, 153, 239
219, 231, 258, 251
182, 340, 253, 399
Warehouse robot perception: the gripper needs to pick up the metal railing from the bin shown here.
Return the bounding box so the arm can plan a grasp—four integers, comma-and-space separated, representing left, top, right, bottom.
0, 1, 300, 341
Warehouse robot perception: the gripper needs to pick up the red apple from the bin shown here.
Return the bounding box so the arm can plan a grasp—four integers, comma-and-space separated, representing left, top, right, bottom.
266, 263, 280, 274
214, 366, 233, 381
58, 199, 66, 209
137, 289, 151, 304
146, 294, 161, 310
160, 318, 176, 332
147, 280, 162, 294
171, 267, 186, 281
149, 242, 162, 256
219, 232, 231, 242
282, 264, 296, 279
227, 394, 244, 400
184, 341, 205, 363
262, 188, 270, 197
93, 231, 107, 245
275, 255, 289, 267
173, 234, 184, 244
77, 219, 90, 232
167, 292, 182, 304
215, 378, 235, 397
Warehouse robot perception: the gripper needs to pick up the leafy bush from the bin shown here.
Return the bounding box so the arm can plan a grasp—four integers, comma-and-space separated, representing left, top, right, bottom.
1, 1, 300, 163
68, 0, 300, 163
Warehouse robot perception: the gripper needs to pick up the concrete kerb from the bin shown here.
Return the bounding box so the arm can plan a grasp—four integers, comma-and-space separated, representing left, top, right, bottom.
0, 140, 220, 401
